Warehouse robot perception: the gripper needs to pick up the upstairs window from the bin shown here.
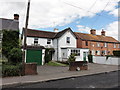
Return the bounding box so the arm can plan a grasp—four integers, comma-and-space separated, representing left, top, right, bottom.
34, 37, 38, 45
47, 39, 51, 44
66, 37, 70, 43
119, 44, 120, 48
104, 43, 107, 47
114, 43, 116, 48
97, 42, 100, 47
85, 41, 88, 46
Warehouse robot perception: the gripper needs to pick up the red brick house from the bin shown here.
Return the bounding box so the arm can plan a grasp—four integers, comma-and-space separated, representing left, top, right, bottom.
75, 29, 120, 56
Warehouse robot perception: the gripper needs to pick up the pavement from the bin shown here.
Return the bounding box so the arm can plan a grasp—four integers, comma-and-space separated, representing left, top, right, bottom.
1, 63, 119, 88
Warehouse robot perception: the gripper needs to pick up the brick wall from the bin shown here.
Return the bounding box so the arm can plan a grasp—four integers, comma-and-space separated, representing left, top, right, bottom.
77, 39, 120, 56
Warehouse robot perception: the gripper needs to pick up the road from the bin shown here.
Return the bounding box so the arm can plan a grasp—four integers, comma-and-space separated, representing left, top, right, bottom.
3, 70, 119, 89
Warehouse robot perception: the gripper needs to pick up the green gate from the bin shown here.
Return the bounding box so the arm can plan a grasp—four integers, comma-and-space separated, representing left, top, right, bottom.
83, 52, 86, 61
26, 49, 42, 65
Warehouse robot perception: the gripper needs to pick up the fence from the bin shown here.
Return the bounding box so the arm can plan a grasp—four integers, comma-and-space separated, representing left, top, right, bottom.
93, 56, 120, 65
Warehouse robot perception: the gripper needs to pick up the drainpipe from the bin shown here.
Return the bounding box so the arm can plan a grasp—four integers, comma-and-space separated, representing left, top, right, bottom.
57, 38, 59, 61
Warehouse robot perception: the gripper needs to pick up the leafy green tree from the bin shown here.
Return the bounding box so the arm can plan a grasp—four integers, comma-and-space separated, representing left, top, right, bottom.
2, 30, 19, 58
8, 48, 22, 64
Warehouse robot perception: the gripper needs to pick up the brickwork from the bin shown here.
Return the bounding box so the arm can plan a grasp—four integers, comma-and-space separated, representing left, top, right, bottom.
77, 40, 120, 56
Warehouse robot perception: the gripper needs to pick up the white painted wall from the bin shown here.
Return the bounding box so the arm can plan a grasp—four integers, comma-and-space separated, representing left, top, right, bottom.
58, 31, 76, 61
26, 37, 53, 47
93, 56, 120, 65
42, 49, 45, 65
60, 48, 89, 62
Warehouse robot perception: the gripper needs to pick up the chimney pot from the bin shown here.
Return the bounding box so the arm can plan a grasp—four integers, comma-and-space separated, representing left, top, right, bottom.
14, 14, 19, 20
90, 29, 96, 35
101, 29, 105, 36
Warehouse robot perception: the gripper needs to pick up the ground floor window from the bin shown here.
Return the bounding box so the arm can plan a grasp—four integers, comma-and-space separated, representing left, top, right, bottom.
71, 49, 80, 56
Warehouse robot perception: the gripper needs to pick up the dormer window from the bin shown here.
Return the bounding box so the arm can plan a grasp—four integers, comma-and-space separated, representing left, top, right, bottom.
34, 37, 38, 45
47, 39, 51, 44
66, 37, 70, 43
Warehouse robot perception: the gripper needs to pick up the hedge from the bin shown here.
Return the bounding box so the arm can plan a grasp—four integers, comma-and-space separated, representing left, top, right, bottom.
2, 63, 22, 77
113, 50, 120, 57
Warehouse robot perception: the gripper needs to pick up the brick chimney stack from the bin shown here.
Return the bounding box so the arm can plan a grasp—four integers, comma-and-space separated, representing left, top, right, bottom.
101, 29, 105, 36
14, 14, 19, 20
90, 29, 96, 35
54, 28, 59, 32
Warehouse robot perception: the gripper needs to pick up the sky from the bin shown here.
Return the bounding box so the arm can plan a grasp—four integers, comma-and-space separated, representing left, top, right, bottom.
0, 0, 119, 40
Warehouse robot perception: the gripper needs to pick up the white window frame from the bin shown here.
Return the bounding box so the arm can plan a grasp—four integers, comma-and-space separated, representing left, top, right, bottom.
66, 37, 70, 43
114, 43, 116, 48
97, 50, 100, 55
97, 42, 100, 47
47, 39, 51, 44
34, 37, 38, 45
104, 43, 107, 47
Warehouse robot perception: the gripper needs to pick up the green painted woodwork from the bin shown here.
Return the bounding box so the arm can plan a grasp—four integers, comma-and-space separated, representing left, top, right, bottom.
26, 49, 42, 65
83, 52, 86, 61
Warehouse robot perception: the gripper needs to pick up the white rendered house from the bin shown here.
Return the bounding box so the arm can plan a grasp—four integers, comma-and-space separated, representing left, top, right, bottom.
22, 27, 89, 64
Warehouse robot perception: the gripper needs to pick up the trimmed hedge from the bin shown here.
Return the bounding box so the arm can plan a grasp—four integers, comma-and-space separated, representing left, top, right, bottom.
2, 63, 22, 77
113, 50, 120, 57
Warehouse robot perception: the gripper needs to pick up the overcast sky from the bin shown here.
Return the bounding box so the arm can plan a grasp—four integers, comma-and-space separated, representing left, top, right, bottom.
0, 0, 119, 40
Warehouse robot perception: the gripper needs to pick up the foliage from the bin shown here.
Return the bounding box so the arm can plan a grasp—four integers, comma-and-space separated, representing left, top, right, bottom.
46, 61, 68, 66
8, 48, 22, 64
2, 63, 22, 77
44, 48, 55, 63
2, 30, 19, 59
68, 53, 76, 62
106, 55, 114, 60
113, 50, 120, 57
88, 54, 93, 63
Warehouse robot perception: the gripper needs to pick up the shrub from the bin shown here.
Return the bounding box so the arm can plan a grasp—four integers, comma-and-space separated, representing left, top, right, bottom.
8, 48, 22, 64
2, 63, 22, 77
106, 55, 114, 60
113, 50, 120, 57
68, 53, 76, 62
88, 54, 93, 63
44, 48, 54, 63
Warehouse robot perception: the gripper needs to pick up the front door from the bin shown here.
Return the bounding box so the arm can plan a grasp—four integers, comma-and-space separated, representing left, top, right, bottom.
83, 52, 86, 61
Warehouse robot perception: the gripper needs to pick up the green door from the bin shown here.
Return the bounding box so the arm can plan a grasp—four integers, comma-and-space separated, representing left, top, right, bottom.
83, 52, 86, 61
26, 49, 42, 65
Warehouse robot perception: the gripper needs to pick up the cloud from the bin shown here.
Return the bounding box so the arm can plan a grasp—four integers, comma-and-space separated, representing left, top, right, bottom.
76, 25, 91, 33
77, 21, 119, 41
106, 21, 118, 40
0, 0, 118, 33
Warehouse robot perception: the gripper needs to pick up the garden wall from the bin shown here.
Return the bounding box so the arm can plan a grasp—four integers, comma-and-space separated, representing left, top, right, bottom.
93, 56, 120, 65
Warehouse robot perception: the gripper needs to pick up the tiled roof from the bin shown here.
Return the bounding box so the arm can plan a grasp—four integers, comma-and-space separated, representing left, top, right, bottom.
74, 32, 119, 43
25, 28, 119, 43
26, 29, 56, 39
26, 27, 77, 39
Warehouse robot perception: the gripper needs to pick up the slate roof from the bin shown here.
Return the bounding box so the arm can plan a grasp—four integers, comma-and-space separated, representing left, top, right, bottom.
0, 18, 19, 31
74, 32, 120, 43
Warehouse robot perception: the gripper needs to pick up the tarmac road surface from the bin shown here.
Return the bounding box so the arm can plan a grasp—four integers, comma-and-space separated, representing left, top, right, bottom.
5, 70, 119, 89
